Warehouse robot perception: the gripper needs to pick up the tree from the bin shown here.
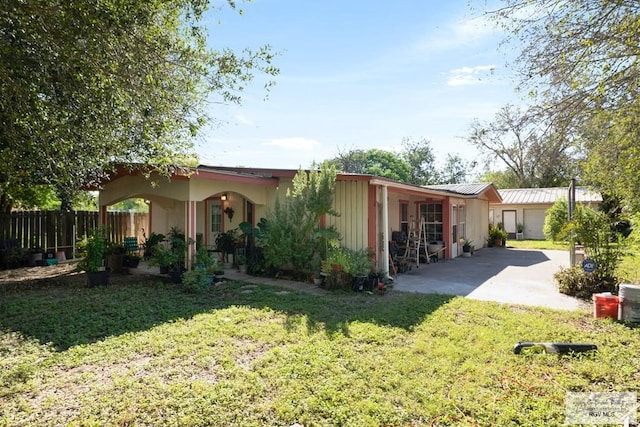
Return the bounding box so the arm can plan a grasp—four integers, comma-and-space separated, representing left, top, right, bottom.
400, 137, 439, 185
467, 104, 578, 188
489, 0, 640, 203
439, 153, 470, 184
0, 0, 277, 211
331, 148, 412, 183
477, 169, 520, 189
261, 162, 338, 277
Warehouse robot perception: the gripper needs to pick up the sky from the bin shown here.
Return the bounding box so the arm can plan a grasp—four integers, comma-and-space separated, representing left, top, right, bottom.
196, 0, 523, 172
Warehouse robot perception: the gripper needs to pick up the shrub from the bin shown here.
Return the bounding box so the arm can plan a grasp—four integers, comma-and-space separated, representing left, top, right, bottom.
260, 162, 339, 277
181, 267, 210, 293
543, 197, 568, 241
554, 265, 617, 300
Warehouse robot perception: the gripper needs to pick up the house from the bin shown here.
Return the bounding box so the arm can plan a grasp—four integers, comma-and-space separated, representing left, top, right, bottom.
490, 186, 602, 240
96, 165, 502, 271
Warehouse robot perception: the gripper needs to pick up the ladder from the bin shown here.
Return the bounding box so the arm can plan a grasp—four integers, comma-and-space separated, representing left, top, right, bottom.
403, 216, 429, 267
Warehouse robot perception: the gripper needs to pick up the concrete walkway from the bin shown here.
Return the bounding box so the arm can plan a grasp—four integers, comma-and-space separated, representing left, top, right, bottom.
393, 247, 589, 310
133, 247, 589, 311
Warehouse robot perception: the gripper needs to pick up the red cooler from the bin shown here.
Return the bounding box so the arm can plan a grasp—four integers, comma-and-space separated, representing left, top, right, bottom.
592, 293, 619, 319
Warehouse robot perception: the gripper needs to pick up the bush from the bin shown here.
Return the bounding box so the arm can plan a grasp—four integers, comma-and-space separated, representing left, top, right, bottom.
543, 197, 568, 241
554, 265, 617, 300
181, 267, 210, 293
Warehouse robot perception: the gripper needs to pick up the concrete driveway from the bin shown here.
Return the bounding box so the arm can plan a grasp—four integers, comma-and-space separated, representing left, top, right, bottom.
393, 247, 589, 311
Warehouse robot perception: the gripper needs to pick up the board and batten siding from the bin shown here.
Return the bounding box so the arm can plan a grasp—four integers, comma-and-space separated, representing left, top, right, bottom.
465, 198, 489, 249
327, 180, 369, 251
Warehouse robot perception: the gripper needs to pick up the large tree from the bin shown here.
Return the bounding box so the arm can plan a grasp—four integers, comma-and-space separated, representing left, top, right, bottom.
400, 137, 439, 185
331, 148, 412, 183
467, 104, 578, 188
489, 0, 640, 200
0, 0, 277, 211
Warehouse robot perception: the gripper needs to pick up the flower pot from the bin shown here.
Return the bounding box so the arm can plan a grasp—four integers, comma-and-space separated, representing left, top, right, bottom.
86, 269, 111, 287
169, 269, 183, 284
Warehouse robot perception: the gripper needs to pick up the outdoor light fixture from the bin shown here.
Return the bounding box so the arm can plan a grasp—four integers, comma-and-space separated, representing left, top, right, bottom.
220, 193, 227, 201
224, 206, 234, 221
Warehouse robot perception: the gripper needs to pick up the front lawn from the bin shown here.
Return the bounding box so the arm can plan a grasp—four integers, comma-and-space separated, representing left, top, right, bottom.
1, 276, 638, 426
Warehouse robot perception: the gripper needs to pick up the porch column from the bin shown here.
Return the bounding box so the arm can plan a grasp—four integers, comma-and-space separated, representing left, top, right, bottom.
381, 185, 390, 275
185, 200, 197, 270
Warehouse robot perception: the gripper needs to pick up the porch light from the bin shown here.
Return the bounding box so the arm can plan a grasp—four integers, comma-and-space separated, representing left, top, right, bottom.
220, 193, 227, 201
224, 206, 234, 221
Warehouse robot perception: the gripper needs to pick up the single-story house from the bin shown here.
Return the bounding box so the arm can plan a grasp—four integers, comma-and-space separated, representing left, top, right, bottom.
96, 165, 502, 271
489, 186, 602, 240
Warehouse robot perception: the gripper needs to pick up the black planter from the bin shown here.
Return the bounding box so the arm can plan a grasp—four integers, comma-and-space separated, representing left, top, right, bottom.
124, 256, 140, 268
86, 269, 111, 287
169, 269, 183, 284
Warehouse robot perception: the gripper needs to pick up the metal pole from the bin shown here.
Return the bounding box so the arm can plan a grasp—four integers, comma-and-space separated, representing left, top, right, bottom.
569, 178, 576, 265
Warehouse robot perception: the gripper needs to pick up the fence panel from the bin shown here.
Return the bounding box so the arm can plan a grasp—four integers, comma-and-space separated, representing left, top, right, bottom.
0, 210, 148, 259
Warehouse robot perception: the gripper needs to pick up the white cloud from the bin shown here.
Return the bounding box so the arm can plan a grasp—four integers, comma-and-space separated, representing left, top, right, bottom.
264, 137, 320, 151
447, 65, 495, 86
234, 114, 256, 127
416, 14, 499, 54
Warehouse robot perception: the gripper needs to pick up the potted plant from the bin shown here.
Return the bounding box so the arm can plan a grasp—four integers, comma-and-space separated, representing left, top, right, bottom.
488, 224, 508, 247
124, 252, 141, 268
78, 227, 110, 287
143, 231, 165, 259
236, 253, 247, 273
106, 241, 126, 273
215, 229, 240, 263
461, 239, 473, 256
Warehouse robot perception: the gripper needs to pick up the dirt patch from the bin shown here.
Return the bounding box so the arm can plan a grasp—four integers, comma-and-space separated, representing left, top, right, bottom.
0, 262, 158, 292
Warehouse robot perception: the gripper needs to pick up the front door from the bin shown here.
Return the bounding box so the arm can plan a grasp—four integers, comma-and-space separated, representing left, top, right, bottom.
451, 205, 458, 258
208, 200, 222, 248
503, 210, 517, 237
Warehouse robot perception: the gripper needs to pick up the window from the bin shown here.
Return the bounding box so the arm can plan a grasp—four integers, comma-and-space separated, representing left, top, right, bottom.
420, 203, 443, 242
210, 202, 222, 233
400, 202, 409, 236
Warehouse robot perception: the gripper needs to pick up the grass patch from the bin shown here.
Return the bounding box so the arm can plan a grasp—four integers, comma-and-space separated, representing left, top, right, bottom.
1, 277, 638, 426
507, 239, 568, 251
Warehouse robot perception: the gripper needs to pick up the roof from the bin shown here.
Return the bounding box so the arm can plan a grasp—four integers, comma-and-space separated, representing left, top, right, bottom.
425, 183, 497, 196
422, 182, 502, 203
497, 186, 602, 205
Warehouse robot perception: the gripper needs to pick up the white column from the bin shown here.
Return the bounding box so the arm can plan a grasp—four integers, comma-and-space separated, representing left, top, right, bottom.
381, 185, 389, 275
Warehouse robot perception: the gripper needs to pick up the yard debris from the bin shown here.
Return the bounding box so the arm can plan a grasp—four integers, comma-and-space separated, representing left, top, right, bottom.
513, 342, 597, 354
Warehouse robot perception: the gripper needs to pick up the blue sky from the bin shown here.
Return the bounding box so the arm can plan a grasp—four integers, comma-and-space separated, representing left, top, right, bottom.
197, 0, 521, 172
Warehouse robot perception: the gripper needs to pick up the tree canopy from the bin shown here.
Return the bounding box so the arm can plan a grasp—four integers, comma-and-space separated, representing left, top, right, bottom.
331, 138, 468, 186
0, 0, 277, 211
467, 104, 579, 188
490, 0, 640, 201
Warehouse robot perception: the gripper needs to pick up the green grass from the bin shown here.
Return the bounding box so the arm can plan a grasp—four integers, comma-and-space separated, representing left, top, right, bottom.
507, 239, 568, 251
1, 276, 639, 426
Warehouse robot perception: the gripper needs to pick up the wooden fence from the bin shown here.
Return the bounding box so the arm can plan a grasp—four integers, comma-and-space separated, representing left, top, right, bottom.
0, 210, 149, 259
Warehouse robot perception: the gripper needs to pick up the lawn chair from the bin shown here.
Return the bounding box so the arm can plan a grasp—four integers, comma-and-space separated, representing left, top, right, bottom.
124, 237, 141, 256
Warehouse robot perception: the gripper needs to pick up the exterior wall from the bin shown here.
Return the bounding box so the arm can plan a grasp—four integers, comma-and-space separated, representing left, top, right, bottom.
491, 201, 601, 240
465, 198, 489, 249
327, 180, 370, 251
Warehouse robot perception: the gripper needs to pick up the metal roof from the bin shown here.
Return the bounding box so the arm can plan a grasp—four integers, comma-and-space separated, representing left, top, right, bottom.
497, 186, 602, 205
424, 183, 497, 196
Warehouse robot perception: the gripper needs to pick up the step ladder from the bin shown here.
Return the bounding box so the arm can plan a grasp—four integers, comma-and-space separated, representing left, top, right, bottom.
403, 216, 429, 267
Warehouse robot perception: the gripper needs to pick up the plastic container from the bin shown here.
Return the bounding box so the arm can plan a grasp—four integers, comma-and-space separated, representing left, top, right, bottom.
618, 284, 640, 323
592, 293, 619, 319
